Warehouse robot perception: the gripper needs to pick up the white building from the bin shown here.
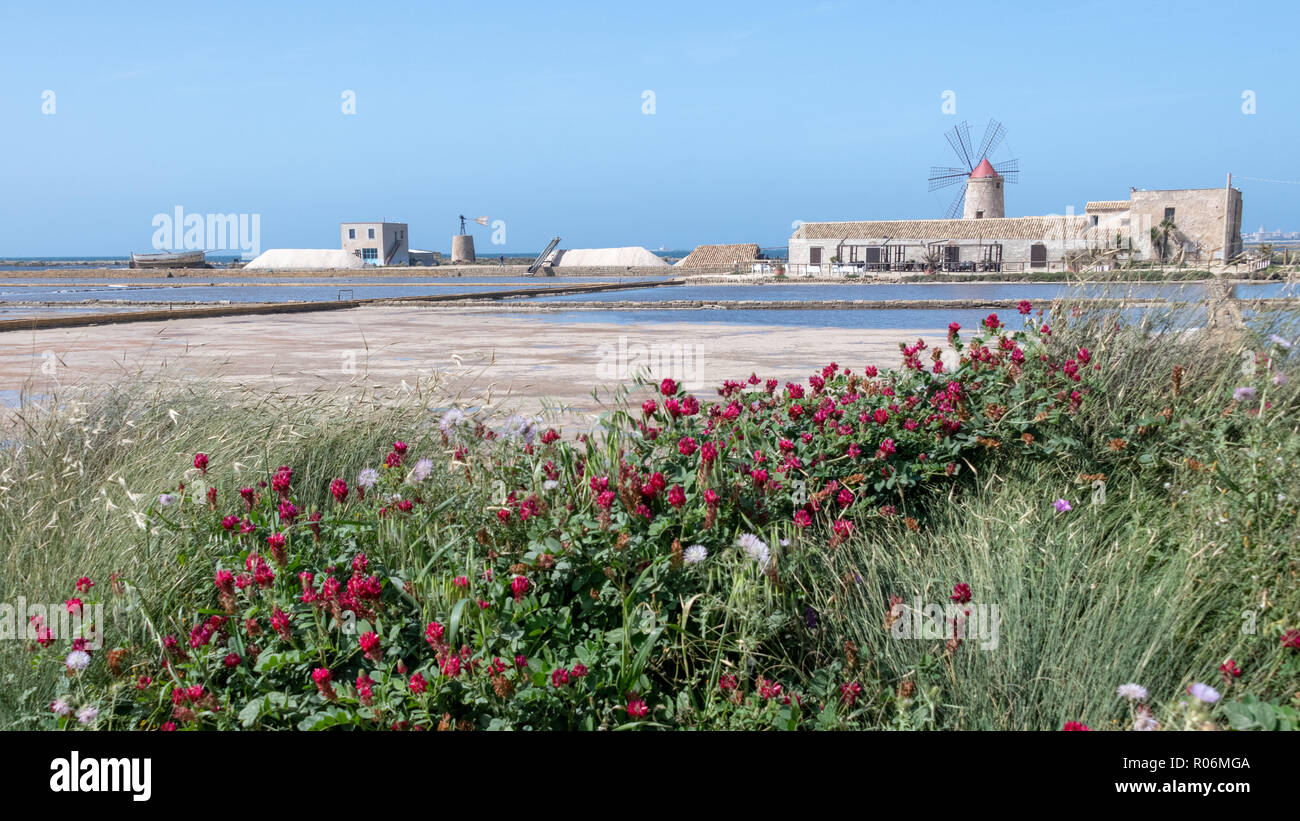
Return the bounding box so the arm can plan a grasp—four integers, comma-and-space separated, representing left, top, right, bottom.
341, 221, 409, 266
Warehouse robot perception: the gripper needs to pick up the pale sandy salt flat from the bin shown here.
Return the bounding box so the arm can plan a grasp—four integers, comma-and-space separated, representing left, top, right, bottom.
0, 307, 941, 423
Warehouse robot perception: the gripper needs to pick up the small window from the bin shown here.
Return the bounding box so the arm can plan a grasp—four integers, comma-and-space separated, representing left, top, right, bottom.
1090, 215, 1099, 227
362, 248, 378, 262
809, 247, 821, 264
348, 228, 356, 239
1164, 207, 1175, 221
975, 210, 984, 219
368, 228, 376, 239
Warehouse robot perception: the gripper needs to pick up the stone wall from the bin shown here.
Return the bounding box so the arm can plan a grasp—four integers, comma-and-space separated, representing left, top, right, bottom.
1129, 187, 1242, 261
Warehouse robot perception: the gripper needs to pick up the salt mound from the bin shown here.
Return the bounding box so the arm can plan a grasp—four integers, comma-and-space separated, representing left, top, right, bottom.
547, 247, 669, 267
243, 249, 367, 270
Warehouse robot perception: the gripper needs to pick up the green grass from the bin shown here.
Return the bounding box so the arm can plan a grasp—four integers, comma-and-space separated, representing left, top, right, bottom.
2, 300, 1297, 730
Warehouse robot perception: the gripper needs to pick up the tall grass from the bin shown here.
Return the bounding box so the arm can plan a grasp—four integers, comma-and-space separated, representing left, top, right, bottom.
1, 297, 1296, 729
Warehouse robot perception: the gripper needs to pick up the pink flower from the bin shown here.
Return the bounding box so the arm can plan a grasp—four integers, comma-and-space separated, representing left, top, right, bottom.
1282, 629, 1300, 651
511, 575, 531, 601
678, 436, 697, 457
1054, 498, 1072, 513
65, 598, 83, 615
794, 509, 812, 528
626, 698, 649, 719
329, 478, 348, 503
266, 532, 287, 566
270, 606, 291, 640
1017, 300, 1032, 315
983, 313, 1001, 330
409, 672, 428, 694
950, 583, 972, 604
660, 378, 677, 396
454, 575, 469, 588
440, 656, 461, 678
551, 668, 570, 687
571, 663, 589, 678
312, 668, 336, 700
641, 399, 657, 417
359, 631, 382, 661
75, 577, 94, 593
667, 485, 686, 509
193, 452, 209, 474
1061, 721, 1091, 731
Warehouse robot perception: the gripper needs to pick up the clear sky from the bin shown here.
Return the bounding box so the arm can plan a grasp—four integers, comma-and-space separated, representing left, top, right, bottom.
1, 0, 1296, 256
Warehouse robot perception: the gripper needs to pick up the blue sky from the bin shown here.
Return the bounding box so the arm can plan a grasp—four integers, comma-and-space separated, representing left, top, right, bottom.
0, 0, 1295, 256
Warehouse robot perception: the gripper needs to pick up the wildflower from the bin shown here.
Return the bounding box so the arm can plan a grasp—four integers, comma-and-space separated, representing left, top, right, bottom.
949, 583, 972, 604
74, 577, 94, 593
983, 313, 1001, 330
358, 631, 382, 662
266, 532, 287, 566
157, 493, 176, 508
1061, 721, 1091, 731
737, 533, 771, 569
409, 672, 428, 694
667, 485, 686, 509
271, 465, 293, 496
1187, 682, 1220, 703
840, 681, 863, 706
50, 699, 72, 716
551, 668, 570, 687
310, 668, 337, 700
1219, 659, 1242, 681
357, 468, 379, 490
684, 545, 707, 565
329, 478, 348, 503
1282, 629, 1300, 650
1054, 498, 1072, 513
224, 652, 240, 668
412, 458, 433, 481
793, 509, 812, 528
454, 575, 469, 588
439, 654, 460, 680
572, 663, 589, 678
76, 705, 99, 725
1268, 334, 1293, 350
502, 415, 537, 444
440, 408, 466, 432
626, 698, 649, 719
511, 575, 530, 601
270, 607, 291, 640
1017, 300, 1032, 315
1117, 683, 1148, 701
1233, 386, 1257, 402
718, 674, 738, 691
193, 452, 209, 474
660, 378, 677, 396
65, 598, 83, 615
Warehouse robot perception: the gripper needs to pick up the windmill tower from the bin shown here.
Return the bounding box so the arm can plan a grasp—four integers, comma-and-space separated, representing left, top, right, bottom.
451, 214, 489, 263
928, 120, 1020, 219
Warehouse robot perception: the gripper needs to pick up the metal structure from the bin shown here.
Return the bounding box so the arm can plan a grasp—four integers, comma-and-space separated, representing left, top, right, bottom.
928, 119, 1020, 219
528, 237, 562, 274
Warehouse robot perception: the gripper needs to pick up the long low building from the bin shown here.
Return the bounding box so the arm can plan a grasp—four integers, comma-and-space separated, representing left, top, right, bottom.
788, 176, 1243, 274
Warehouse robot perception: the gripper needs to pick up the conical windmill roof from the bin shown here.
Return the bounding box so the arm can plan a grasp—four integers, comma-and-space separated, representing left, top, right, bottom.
970, 157, 999, 179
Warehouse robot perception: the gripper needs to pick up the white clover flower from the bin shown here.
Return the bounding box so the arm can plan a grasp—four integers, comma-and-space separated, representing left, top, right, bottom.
736, 533, 771, 568
502, 414, 537, 445
65, 650, 91, 672
357, 468, 379, 489
75, 705, 98, 725
684, 545, 708, 565
1117, 683, 1148, 701
412, 458, 433, 482
543, 480, 559, 491
439, 408, 466, 433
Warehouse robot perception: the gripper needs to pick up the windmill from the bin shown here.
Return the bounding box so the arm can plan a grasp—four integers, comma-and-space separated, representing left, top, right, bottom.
928, 119, 1020, 219
452, 214, 489, 263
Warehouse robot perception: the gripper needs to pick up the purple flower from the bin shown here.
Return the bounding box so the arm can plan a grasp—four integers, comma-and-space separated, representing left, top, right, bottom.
1054, 498, 1073, 513
1233, 386, 1257, 403
1187, 682, 1220, 703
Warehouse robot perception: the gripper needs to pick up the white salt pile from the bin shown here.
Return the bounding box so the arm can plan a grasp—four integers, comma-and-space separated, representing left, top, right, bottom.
547, 247, 669, 267
243, 249, 367, 270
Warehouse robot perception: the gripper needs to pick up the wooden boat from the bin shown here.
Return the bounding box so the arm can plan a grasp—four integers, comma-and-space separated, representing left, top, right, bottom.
129, 250, 207, 269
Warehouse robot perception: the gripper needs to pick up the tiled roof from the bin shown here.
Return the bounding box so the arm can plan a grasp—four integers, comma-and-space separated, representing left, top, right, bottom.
970, 158, 998, 179
794, 216, 1092, 242
1085, 200, 1130, 212
677, 243, 761, 268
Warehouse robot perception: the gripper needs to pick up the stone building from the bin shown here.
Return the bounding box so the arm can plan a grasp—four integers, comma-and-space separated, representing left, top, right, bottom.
788, 174, 1242, 273
341, 221, 409, 266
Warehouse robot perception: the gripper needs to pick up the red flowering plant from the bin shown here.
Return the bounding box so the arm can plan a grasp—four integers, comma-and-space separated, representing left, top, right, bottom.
93, 314, 1106, 731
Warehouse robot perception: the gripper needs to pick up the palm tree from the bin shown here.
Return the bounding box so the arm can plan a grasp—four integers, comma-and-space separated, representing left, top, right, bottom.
1150, 217, 1178, 262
